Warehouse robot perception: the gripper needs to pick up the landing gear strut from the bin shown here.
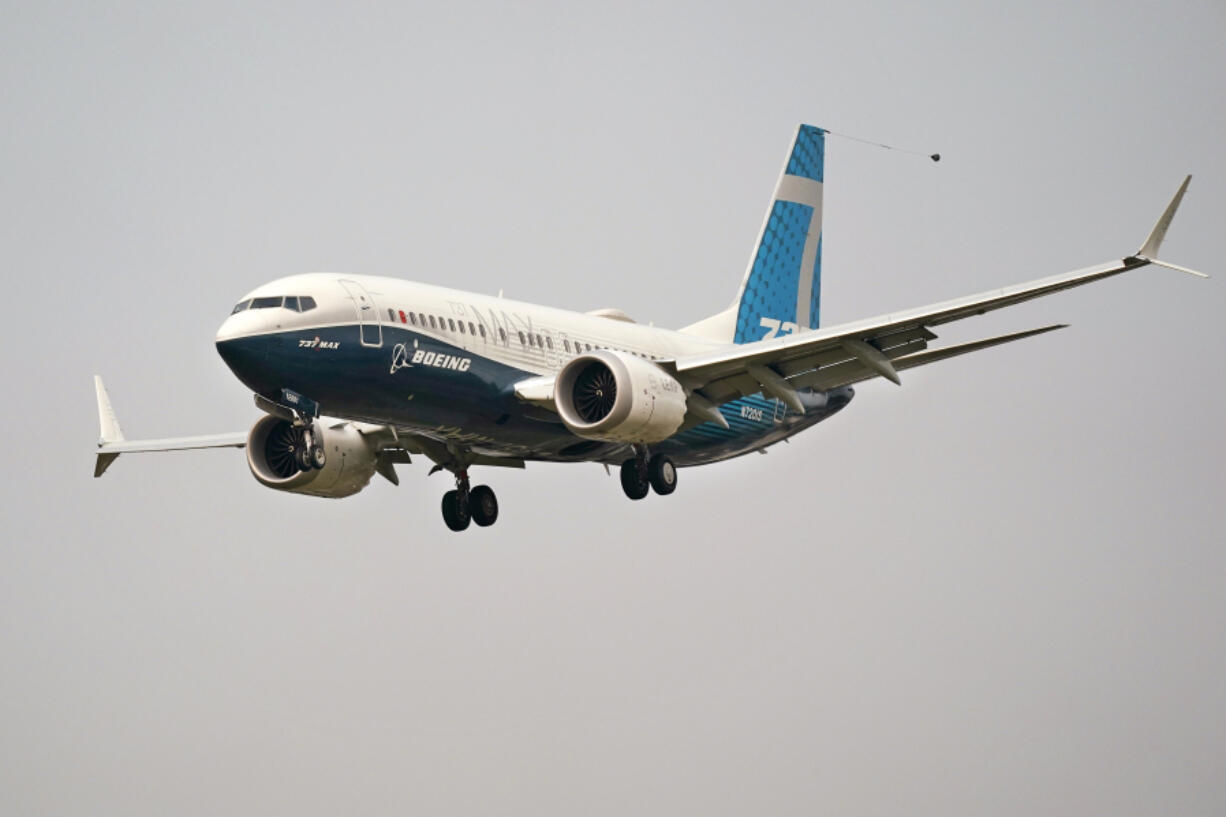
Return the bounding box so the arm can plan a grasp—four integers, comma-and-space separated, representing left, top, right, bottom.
440, 469, 499, 532
620, 450, 677, 499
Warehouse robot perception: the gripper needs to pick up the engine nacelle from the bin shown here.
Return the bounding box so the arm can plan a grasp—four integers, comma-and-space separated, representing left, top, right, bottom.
246, 414, 378, 498
555, 350, 688, 443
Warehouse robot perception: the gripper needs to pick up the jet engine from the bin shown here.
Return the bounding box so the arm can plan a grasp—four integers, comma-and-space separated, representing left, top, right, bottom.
555, 350, 688, 443
246, 414, 378, 498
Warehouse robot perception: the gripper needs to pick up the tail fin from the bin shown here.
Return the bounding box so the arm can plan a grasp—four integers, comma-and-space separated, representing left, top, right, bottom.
680, 124, 827, 344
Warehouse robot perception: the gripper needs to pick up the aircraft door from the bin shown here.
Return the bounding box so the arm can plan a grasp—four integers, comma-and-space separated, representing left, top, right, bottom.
338, 279, 383, 347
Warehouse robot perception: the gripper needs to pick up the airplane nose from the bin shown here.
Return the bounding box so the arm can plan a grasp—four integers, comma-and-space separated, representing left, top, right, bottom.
216, 331, 273, 395
215, 311, 275, 390
215, 314, 242, 344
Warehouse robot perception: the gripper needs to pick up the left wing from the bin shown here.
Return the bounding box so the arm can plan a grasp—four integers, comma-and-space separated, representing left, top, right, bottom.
665, 176, 1204, 412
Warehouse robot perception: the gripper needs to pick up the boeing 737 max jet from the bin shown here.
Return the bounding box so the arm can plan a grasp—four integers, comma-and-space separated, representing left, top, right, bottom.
93, 125, 1204, 531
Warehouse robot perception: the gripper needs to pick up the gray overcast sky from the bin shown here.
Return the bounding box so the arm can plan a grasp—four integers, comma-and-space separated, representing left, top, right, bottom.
3, 1, 1224, 814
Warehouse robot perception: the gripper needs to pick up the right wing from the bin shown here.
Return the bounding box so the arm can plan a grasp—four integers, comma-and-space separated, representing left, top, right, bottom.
93, 376, 246, 477
93, 377, 522, 481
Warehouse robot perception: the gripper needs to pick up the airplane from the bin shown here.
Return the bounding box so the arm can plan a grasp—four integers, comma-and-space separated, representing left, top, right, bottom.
92, 124, 1205, 531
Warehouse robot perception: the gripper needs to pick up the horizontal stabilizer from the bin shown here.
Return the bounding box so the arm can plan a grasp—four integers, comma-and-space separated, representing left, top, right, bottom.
891, 324, 1068, 373
790, 325, 1068, 391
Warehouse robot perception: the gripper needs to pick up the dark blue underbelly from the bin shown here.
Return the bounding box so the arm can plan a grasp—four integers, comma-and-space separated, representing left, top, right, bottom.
216, 324, 853, 466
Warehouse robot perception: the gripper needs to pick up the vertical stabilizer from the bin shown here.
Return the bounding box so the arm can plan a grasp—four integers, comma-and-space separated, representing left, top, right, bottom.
733, 124, 826, 342
680, 124, 827, 344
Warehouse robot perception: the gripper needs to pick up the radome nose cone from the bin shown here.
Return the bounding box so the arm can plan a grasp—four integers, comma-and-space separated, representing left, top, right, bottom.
215, 315, 241, 344
215, 334, 269, 390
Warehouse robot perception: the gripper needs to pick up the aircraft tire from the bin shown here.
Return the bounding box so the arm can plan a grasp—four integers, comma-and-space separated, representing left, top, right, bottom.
295, 446, 313, 472
620, 459, 650, 500
442, 490, 471, 531
310, 444, 327, 470
648, 454, 677, 496
470, 485, 499, 527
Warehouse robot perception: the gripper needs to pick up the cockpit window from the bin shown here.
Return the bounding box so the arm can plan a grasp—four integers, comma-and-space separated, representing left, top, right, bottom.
231, 295, 316, 314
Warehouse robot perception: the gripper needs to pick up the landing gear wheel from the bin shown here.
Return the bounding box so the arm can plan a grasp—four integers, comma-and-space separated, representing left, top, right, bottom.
469, 485, 499, 527
648, 454, 677, 495
295, 445, 313, 472
310, 444, 327, 470
442, 490, 471, 532
620, 459, 650, 500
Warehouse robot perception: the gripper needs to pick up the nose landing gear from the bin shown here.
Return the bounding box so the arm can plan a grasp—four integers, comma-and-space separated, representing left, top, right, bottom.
290, 423, 326, 472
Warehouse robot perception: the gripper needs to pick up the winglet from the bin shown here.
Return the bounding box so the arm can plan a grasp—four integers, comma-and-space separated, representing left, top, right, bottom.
95, 376, 124, 443
94, 376, 123, 477
1135, 175, 1208, 278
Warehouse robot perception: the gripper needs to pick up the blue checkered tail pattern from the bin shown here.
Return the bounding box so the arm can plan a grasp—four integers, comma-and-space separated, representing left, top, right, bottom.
732, 125, 826, 344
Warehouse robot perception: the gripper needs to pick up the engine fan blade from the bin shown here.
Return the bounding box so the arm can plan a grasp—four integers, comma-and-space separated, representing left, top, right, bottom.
574, 366, 617, 422
264, 422, 302, 478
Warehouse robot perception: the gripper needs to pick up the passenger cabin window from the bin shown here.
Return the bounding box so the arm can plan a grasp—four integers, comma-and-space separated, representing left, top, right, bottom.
429, 315, 437, 329
231, 300, 251, 314
518, 331, 526, 346
469, 322, 476, 335
498, 328, 506, 342
458, 322, 466, 334
388, 309, 396, 321
563, 339, 571, 352
545, 337, 553, 350
448, 318, 456, 332
409, 312, 417, 325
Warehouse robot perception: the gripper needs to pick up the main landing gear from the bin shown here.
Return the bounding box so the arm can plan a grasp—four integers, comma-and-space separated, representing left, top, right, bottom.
441, 469, 499, 532
619, 451, 677, 500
